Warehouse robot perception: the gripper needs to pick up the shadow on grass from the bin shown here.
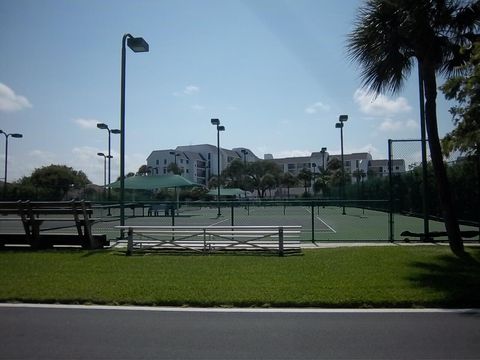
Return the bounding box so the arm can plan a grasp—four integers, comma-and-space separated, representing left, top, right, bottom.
112, 249, 303, 257
408, 248, 480, 308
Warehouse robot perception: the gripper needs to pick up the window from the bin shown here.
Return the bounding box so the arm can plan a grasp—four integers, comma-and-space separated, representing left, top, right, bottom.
163, 159, 167, 165
163, 168, 166, 174
356, 160, 360, 168
156, 159, 159, 165
345, 160, 351, 167
395, 166, 399, 170
186, 169, 189, 173
186, 159, 189, 164
180, 159, 184, 164
208, 153, 211, 159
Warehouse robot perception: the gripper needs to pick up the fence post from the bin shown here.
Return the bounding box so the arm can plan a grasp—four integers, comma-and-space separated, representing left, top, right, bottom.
388, 139, 394, 242
203, 228, 207, 253
126, 227, 133, 256
278, 226, 284, 257
311, 204, 315, 243
231, 203, 234, 226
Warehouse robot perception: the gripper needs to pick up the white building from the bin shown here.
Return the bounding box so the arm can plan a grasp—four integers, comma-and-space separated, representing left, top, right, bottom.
146, 145, 259, 185
367, 159, 406, 178
146, 145, 404, 185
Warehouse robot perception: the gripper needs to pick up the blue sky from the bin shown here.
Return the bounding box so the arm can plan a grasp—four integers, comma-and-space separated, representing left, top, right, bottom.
1, 0, 457, 185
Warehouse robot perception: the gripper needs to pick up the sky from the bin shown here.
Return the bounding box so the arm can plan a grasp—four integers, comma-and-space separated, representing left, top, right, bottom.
0, 0, 458, 185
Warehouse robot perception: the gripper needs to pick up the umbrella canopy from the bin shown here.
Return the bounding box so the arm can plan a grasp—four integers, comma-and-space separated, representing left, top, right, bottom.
107, 175, 200, 190
207, 188, 245, 197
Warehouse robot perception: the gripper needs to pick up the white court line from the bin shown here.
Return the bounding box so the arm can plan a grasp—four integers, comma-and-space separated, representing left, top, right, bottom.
304, 207, 337, 233
0, 303, 478, 314
208, 218, 230, 227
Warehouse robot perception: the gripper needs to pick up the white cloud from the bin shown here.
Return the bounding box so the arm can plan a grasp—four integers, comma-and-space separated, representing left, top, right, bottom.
354, 88, 411, 117
0, 83, 32, 112
173, 84, 200, 96
73, 118, 102, 129
184, 85, 199, 95
305, 101, 330, 114
192, 104, 205, 111
379, 118, 419, 132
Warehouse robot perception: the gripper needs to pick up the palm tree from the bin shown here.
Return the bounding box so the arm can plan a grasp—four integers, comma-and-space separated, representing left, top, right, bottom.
347, 0, 479, 256
280, 172, 298, 199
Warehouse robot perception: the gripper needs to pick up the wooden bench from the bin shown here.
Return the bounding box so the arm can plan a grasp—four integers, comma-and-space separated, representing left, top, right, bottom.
0, 200, 107, 249
115, 225, 302, 256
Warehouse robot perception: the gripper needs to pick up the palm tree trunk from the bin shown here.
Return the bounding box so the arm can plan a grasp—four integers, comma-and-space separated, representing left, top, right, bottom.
422, 63, 464, 255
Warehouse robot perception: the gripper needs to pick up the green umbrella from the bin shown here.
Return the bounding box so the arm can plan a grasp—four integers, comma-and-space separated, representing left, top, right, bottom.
207, 188, 245, 197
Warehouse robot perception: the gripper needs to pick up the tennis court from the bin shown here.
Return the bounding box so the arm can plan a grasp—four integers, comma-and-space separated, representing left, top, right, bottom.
3, 201, 475, 243
92, 202, 478, 242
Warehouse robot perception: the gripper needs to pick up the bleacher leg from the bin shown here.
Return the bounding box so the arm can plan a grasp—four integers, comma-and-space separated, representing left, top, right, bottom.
126, 228, 133, 256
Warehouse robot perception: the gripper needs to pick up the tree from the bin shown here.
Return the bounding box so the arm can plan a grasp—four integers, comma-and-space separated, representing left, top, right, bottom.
137, 164, 150, 176
221, 159, 246, 188
246, 160, 282, 198
167, 162, 183, 175
441, 42, 480, 157
280, 172, 298, 198
297, 168, 313, 194
347, 0, 479, 256
19, 164, 91, 200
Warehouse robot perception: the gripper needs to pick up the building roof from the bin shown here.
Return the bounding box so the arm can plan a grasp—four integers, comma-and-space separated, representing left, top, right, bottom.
272, 156, 311, 164
329, 152, 372, 161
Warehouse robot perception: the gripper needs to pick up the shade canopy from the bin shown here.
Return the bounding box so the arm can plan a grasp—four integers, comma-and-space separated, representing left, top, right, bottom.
207, 188, 245, 197
107, 175, 199, 190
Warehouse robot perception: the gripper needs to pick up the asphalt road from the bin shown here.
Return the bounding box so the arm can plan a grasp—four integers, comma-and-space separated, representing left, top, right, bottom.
1, 305, 479, 359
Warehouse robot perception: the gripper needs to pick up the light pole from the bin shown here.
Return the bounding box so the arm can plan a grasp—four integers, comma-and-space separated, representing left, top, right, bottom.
241, 149, 248, 198
97, 123, 120, 213
169, 151, 180, 167
120, 34, 149, 233
211, 118, 225, 217
335, 115, 348, 215
320, 147, 327, 171
97, 152, 112, 187
0, 130, 23, 200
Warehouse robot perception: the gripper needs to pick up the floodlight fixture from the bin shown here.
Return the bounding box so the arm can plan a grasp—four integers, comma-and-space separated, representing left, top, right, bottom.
127, 37, 149, 52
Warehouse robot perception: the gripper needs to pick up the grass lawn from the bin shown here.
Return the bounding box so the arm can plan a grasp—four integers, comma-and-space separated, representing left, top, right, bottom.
0, 246, 479, 308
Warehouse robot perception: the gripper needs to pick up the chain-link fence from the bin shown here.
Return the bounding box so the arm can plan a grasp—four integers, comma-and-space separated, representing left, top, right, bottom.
89, 200, 390, 242
388, 139, 480, 241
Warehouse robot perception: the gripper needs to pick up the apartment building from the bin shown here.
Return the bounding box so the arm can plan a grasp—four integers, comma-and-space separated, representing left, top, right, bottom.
146, 145, 259, 185
146, 145, 404, 185
367, 159, 406, 178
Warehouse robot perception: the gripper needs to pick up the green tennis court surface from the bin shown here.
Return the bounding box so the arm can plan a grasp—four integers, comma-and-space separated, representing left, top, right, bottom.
90, 205, 478, 242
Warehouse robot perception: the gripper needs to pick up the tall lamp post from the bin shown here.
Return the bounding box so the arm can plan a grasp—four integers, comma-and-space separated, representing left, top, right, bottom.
169, 151, 180, 167
211, 118, 225, 217
241, 149, 248, 198
97, 123, 120, 214
335, 115, 348, 215
97, 152, 112, 192
320, 147, 327, 171
0, 130, 23, 200
120, 33, 149, 234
